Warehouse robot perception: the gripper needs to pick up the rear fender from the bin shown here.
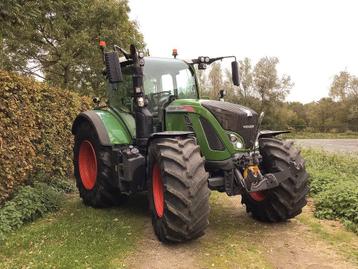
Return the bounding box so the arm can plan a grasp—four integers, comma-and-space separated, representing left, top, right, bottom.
72, 110, 132, 146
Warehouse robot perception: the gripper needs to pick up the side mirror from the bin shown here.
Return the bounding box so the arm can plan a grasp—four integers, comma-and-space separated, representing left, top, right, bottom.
219, 89, 226, 101
104, 51, 123, 83
231, 61, 240, 86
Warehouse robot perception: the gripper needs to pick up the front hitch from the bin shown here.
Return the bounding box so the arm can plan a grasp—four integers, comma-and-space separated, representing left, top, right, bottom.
234, 159, 303, 193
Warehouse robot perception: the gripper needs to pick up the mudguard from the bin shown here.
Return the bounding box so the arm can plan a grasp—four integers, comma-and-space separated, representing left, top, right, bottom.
258, 130, 290, 138
72, 110, 133, 146
146, 131, 194, 149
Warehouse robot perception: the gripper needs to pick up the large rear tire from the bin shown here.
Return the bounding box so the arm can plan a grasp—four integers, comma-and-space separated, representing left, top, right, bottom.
241, 138, 309, 222
148, 137, 210, 243
73, 121, 126, 207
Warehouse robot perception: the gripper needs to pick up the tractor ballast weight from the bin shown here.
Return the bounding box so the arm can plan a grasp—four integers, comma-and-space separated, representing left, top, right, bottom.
72, 43, 309, 243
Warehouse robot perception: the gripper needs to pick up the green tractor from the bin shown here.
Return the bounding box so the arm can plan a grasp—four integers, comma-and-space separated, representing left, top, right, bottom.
72, 43, 309, 243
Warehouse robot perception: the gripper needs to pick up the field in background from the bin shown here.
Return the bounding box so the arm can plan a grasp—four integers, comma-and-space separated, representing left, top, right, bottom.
283, 131, 358, 139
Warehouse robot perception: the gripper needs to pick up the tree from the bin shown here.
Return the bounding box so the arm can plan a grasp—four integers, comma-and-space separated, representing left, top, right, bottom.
238, 57, 254, 100
329, 71, 358, 130
208, 62, 223, 99
329, 71, 358, 101
0, 0, 144, 95
252, 57, 293, 113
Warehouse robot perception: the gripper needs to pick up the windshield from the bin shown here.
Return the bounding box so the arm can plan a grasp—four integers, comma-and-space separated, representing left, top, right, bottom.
143, 57, 198, 99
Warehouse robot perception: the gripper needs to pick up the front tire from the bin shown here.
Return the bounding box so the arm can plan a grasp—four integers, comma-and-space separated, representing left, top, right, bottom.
241, 138, 309, 222
73, 121, 126, 207
148, 137, 210, 243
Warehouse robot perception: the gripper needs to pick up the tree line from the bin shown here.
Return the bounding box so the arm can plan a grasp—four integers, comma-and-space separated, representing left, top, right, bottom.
199, 59, 358, 132
1, 1, 357, 132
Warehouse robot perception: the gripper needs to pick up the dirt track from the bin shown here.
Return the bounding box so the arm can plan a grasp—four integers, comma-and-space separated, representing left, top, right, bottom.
123, 193, 358, 269
293, 139, 358, 154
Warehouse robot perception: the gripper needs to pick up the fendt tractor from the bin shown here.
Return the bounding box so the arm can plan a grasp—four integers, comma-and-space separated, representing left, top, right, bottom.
72, 42, 309, 243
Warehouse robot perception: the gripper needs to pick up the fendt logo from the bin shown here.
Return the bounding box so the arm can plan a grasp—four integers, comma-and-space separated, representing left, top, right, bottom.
243, 125, 255, 129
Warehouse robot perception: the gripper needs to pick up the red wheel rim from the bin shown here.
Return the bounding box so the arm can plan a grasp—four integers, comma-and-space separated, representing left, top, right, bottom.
250, 191, 265, 202
152, 163, 164, 218
78, 140, 97, 190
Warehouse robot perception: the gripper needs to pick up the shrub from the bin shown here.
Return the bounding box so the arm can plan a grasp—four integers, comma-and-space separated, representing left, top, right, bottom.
0, 71, 91, 204
0, 183, 63, 241
303, 149, 358, 233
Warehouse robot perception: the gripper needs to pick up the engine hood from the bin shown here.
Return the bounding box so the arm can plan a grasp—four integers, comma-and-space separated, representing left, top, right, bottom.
200, 100, 258, 148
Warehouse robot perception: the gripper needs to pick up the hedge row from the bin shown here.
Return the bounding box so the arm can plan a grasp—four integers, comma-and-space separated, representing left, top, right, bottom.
0, 70, 91, 204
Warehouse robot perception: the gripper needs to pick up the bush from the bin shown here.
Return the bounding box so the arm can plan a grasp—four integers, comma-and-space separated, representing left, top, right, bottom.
0, 182, 63, 241
0, 70, 91, 204
303, 149, 358, 233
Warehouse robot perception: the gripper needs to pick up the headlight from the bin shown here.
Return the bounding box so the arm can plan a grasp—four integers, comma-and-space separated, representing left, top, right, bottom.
229, 134, 238, 142
228, 134, 244, 149
254, 140, 259, 148
235, 141, 243, 149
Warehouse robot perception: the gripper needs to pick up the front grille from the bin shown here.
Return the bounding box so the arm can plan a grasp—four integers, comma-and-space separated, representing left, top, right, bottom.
201, 100, 258, 149
199, 117, 225, 151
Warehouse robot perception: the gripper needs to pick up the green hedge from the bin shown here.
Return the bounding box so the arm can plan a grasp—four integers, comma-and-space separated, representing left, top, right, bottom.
0, 71, 91, 204
303, 149, 358, 233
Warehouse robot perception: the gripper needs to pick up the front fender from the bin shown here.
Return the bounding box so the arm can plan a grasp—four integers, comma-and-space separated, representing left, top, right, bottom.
258, 130, 290, 139
72, 109, 133, 146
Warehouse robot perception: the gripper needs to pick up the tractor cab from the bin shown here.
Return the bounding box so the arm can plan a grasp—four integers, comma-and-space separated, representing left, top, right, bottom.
107, 56, 199, 132
142, 57, 198, 131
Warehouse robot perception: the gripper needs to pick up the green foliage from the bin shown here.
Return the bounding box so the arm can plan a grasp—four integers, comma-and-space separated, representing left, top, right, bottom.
46, 178, 76, 194
0, 70, 91, 204
0, 196, 146, 268
283, 131, 358, 139
0, 0, 144, 95
303, 149, 358, 233
0, 183, 63, 241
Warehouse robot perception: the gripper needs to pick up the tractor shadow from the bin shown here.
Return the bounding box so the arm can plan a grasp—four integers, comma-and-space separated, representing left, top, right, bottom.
118, 192, 150, 218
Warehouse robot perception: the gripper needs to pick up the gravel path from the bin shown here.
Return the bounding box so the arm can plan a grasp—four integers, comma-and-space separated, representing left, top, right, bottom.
292, 139, 358, 154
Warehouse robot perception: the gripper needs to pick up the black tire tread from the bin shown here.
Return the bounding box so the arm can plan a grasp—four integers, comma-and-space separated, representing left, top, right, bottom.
148, 137, 210, 243
73, 122, 125, 208
241, 138, 309, 222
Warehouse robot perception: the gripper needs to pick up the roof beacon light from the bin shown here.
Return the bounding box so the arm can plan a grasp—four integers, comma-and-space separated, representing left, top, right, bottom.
172, 49, 178, 59
99, 40, 106, 47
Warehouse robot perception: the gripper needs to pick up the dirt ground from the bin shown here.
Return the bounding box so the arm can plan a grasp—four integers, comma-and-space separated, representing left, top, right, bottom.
293, 139, 358, 154
123, 194, 358, 269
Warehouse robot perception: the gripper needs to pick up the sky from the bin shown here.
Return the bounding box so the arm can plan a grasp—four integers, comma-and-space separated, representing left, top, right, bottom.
128, 0, 358, 103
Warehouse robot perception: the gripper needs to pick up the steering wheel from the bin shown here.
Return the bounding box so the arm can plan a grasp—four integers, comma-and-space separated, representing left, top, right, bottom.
148, 91, 171, 106
147, 91, 172, 116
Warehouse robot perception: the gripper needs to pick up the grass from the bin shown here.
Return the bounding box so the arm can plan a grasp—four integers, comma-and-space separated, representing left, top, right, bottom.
298, 212, 358, 265
198, 193, 273, 269
0, 194, 148, 269
1, 147, 358, 268
283, 131, 358, 139
302, 149, 358, 233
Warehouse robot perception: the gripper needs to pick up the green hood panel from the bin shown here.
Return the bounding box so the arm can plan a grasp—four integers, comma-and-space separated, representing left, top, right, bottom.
165, 99, 246, 161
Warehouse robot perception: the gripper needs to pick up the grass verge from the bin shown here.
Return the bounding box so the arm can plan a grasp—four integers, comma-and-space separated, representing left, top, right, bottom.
0, 194, 147, 269
0, 182, 64, 241
302, 149, 358, 234
298, 209, 358, 265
